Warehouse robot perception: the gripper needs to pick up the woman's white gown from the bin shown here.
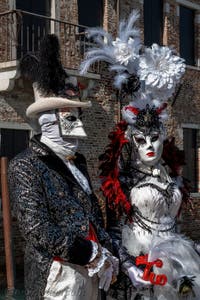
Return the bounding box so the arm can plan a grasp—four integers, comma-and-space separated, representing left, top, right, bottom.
122, 168, 200, 300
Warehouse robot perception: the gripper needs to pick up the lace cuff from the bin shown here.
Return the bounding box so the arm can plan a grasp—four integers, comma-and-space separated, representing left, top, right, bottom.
87, 247, 109, 277
89, 241, 99, 262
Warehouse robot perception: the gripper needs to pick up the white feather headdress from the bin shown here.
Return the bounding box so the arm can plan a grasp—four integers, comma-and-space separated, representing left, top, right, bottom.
80, 10, 186, 127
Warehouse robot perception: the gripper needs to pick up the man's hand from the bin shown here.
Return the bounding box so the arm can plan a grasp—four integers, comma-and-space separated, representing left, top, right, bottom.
98, 254, 119, 291
86, 242, 119, 291
98, 260, 113, 291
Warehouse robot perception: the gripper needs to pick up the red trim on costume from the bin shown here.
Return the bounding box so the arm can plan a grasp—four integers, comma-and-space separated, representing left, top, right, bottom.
86, 223, 99, 243
125, 105, 139, 115
53, 256, 64, 262
156, 102, 167, 114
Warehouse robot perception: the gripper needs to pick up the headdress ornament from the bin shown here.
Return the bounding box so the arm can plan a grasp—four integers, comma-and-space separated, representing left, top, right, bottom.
20, 34, 91, 119
80, 10, 185, 132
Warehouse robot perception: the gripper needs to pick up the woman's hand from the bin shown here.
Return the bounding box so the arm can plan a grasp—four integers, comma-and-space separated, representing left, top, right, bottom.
127, 265, 151, 288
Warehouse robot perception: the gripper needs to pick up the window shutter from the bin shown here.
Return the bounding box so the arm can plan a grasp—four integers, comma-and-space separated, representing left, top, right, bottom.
144, 0, 163, 46
183, 128, 197, 192
180, 6, 195, 66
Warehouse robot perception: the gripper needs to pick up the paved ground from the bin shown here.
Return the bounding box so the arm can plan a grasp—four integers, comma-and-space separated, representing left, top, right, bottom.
0, 289, 25, 300
0, 270, 24, 300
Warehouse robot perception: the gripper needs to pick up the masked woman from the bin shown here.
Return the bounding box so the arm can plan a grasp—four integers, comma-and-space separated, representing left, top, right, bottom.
99, 95, 200, 300
80, 10, 200, 300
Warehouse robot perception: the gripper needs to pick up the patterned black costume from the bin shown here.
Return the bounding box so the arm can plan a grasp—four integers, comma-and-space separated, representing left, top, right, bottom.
8, 136, 110, 299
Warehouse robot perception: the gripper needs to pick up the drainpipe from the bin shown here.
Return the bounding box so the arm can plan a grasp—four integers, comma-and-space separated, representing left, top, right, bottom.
116, 0, 120, 30
1, 157, 15, 292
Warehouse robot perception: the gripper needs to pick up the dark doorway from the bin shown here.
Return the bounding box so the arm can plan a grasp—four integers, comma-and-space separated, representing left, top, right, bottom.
0, 128, 29, 160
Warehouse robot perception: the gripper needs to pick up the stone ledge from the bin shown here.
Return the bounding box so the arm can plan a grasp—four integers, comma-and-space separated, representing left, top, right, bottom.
0, 61, 20, 92
0, 60, 18, 70
186, 65, 200, 71
66, 68, 101, 80
176, 0, 200, 11
190, 193, 200, 198
0, 121, 31, 130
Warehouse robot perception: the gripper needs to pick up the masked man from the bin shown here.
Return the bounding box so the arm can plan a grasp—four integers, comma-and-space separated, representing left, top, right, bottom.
8, 34, 118, 300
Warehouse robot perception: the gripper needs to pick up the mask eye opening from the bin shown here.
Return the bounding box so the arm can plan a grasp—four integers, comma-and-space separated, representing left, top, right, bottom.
151, 135, 159, 142
133, 135, 146, 145
65, 115, 77, 122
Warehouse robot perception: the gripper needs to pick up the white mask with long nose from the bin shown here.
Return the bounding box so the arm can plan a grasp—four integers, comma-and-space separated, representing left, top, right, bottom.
133, 131, 164, 167
38, 111, 79, 156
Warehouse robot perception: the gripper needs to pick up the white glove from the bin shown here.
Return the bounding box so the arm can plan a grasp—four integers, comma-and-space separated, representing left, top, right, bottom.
98, 250, 119, 292
98, 261, 113, 291
127, 265, 150, 288
107, 253, 119, 277
85, 242, 119, 291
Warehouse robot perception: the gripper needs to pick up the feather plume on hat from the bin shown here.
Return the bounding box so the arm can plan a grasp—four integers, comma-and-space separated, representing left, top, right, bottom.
20, 34, 91, 118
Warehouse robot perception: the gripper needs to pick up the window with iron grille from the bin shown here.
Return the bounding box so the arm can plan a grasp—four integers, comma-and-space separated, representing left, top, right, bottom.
143, 0, 163, 46
179, 5, 195, 66
183, 128, 198, 192
16, 0, 51, 57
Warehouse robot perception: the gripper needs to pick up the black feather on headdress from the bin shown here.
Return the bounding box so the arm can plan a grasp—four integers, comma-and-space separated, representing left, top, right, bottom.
37, 34, 68, 96
19, 34, 68, 96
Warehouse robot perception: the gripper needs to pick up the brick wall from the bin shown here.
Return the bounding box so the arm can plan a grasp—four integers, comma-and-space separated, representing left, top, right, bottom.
0, 0, 9, 12
79, 75, 118, 190
181, 197, 200, 242
0, 0, 13, 63
149, 1, 200, 241
60, 0, 78, 23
